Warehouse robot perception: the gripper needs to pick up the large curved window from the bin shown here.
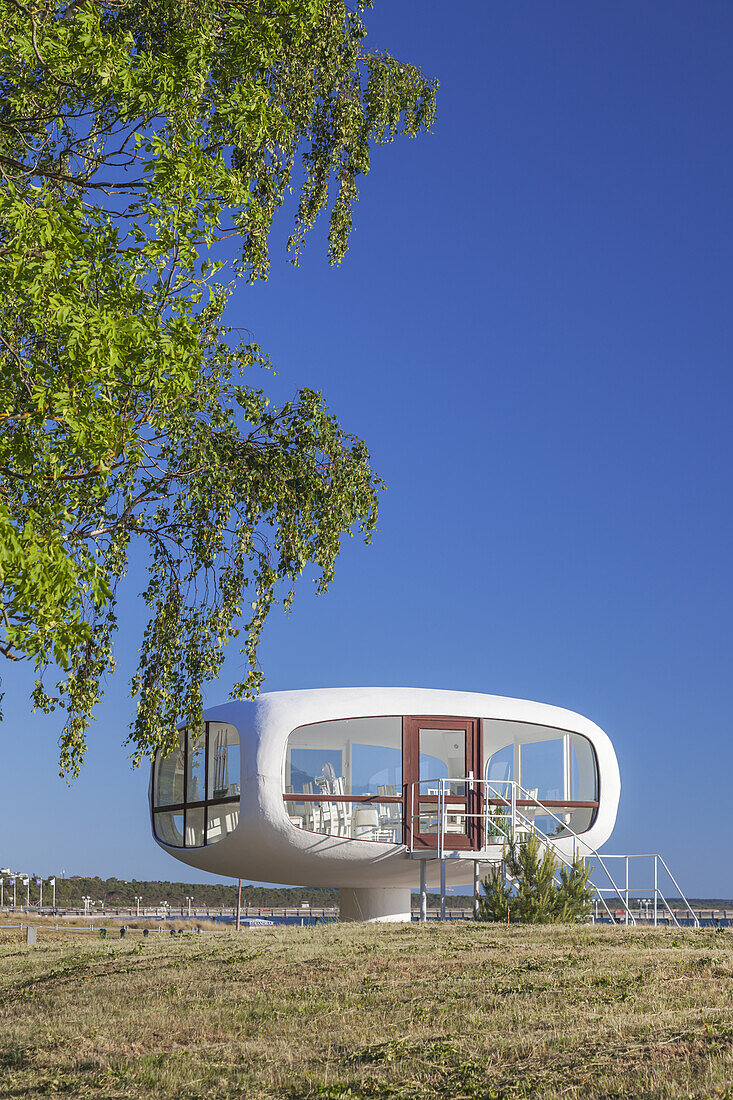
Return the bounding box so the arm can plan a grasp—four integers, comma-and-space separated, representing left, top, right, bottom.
152, 723, 240, 848
283, 715, 599, 847
484, 722, 598, 836
284, 717, 403, 843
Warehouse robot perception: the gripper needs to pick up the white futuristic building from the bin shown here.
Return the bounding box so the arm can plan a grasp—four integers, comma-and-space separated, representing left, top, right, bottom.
150, 687, 622, 922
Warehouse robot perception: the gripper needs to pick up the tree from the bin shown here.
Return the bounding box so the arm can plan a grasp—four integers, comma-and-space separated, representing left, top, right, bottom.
0, 0, 437, 774
477, 833, 595, 924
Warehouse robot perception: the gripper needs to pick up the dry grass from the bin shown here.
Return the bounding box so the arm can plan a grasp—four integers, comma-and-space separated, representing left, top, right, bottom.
0, 921, 732, 1098
0, 916, 229, 932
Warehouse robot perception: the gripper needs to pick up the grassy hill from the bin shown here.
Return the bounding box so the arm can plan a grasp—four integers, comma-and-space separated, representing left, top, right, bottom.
0, 921, 731, 1097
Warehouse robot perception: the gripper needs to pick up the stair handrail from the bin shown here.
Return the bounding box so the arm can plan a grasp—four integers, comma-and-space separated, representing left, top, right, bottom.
591, 853, 699, 928
410, 777, 695, 928
656, 854, 699, 927
425, 776, 634, 924
483, 779, 634, 924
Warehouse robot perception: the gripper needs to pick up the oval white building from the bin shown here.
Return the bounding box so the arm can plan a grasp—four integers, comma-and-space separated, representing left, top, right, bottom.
150, 687, 620, 921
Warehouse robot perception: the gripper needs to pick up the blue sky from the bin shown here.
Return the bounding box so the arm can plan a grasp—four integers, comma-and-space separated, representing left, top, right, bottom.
3, 1, 732, 897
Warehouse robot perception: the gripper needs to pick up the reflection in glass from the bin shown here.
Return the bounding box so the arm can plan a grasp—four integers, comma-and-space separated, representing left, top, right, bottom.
288, 749, 342, 795
521, 739, 563, 801
483, 727, 598, 836
152, 723, 240, 849
486, 745, 512, 783
419, 728, 467, 795
285, 717, 402, 800
207, 803, 240, 844
417, 803, 439, 834
208, 723, 241, 800
155, 733, 185, 806
417, 802, 466, 835
284, 799, 402, 843
185, 806, 205, 847
187, 729, 206, 804
155, 811, 184, 847
284, 718, 403, 843
351, 742, 401, 796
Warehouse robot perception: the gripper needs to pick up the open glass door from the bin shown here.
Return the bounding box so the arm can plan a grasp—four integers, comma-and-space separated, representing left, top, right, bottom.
403, 717, 481, 849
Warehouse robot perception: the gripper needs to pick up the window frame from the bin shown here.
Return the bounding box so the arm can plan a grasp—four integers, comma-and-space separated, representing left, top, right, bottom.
152, 721, 240, 848
281, 714, 601, 846
282, 714, 404, 844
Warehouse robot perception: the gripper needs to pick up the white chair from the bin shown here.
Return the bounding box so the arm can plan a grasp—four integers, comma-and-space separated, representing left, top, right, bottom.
376, 786, 401, 842
319, 801, 338, 834
301, 782, 318, 832
328, 775, 350, 837
334, 796, 351, 838
284, 785, 304, 830
313, 764, 343, 835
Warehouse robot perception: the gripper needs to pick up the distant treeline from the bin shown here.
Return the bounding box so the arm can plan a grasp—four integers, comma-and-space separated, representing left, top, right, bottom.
18, 876, 477, 910
12, 876, 728, 912
27, 877, 474, 909
45, 878, 340, 909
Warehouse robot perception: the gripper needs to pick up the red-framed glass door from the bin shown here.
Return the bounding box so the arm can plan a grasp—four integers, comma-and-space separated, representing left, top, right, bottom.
403, 716, 482, 850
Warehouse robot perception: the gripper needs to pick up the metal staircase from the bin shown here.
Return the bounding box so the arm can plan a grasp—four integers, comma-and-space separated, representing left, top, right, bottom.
408, 778, 698, 927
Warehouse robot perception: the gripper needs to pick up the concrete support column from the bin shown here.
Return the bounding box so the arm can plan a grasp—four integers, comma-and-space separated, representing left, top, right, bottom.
339, 887, 412, 923
419, 861, 427, 923
440, 860, 446, 920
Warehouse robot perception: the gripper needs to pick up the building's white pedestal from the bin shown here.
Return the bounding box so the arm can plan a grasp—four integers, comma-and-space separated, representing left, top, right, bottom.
339, 887, 412, 923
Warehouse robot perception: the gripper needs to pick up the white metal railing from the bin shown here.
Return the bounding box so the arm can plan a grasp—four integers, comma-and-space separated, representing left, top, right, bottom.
408, 777, 698, 927
588, 854, 700, 928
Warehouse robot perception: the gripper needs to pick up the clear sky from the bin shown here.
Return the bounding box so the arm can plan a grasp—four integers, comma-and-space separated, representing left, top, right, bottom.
3, 1, 732, 897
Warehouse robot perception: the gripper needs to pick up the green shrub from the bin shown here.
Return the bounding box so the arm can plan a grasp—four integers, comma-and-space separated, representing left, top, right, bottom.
477, 832, 594, 924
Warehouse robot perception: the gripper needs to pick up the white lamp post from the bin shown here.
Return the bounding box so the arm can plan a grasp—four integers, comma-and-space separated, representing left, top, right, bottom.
23, 878, 29, 909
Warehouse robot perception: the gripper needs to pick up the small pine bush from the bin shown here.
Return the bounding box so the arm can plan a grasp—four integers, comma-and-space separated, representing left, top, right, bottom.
477, 832, 594, 924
